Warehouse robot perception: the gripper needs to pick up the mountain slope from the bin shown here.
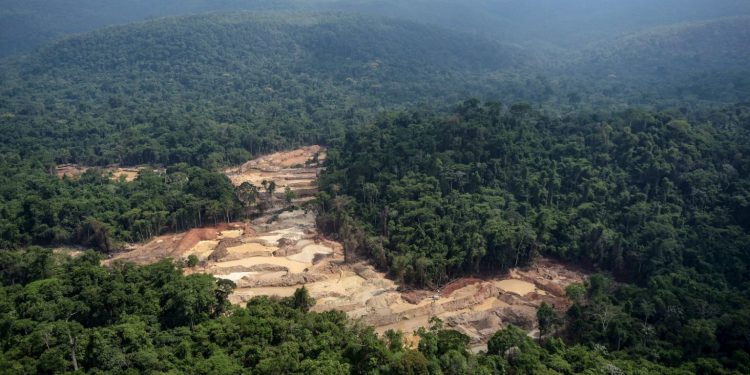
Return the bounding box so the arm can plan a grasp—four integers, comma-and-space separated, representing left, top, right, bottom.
0, 12, 529, 167
3, 0, 750, 57
563, 17, 750, 105
321, 0, 750, 49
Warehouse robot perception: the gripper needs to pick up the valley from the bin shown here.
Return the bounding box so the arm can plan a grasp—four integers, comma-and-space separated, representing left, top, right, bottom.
109, 146, 585, 346
3, 4, 748, 371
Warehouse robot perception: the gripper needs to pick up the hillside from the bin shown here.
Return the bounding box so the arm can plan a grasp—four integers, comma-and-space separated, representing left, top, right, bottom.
2, 13, 748, 168
566, 17, 750, 105
0, 0, 290, 57
318, 100, 750, 370
321, 0, 750, 50
0, 12, 529, 167
3, 0, 750, 57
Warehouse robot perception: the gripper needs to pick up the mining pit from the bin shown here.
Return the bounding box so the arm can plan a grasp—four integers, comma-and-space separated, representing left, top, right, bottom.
107, 146, 586, 347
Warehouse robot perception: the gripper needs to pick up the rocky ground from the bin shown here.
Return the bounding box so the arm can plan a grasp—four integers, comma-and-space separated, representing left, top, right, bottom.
108, 146, 587, 347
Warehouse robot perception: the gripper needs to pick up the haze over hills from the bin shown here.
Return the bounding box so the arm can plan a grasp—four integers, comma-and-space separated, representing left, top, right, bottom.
2, 0, 750, 57
561, 16, 750, 107
2, 10, 748, 168
0, 13, 532, 167
319, 0, 750, 50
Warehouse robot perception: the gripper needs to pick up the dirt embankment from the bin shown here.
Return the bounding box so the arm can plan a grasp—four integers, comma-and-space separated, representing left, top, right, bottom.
107, 146, 586, 347
224, 145, 325, 202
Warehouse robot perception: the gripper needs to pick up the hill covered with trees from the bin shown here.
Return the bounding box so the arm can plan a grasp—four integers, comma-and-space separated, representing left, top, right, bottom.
0, 12, 531, 168
318, 100, 750, 371
1, 7, 749, 374
3, 12, 748, 171
3, 0, 750, 57
564, 16, 750, 107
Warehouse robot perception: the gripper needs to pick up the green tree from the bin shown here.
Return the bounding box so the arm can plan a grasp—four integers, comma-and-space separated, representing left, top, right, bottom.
536, 302, 558, 342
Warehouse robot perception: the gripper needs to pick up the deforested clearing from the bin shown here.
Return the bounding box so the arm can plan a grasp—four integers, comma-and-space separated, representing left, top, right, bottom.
108, 146, 586, 347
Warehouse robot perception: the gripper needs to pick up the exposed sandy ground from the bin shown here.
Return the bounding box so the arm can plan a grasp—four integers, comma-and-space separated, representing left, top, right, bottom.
108, 147, 586, 348
184, 240, 219, 261
55, 165, 156, 182
495, 279, 538, 296
219, 229, 243, 239
224, 145, 325, 201
53, 247, 85, 258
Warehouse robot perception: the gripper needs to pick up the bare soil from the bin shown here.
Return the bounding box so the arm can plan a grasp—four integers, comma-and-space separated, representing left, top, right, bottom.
224, 145, 325, 201
107, 146, 587, 347
55, 164, 157, 182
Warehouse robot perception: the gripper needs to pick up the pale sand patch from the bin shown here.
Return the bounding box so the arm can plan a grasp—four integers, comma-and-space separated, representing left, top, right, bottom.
287, 244, 333, 263
252, 271, 288, 280
234, 286, 298, 298
111, 169, 140, 182
472, 296, 502, 311
185, 240, 219, 260
216, 272, 257, 282
226, 243, 277, 256
390, 298, 433, 314
315, 296, 343, 306
495, 279, 536, 296
376, 315, 431, 338
220, 229, 243, 239
444, 283, 482, 299
255, 227, 306, 245
294, 239, 315, 250
212, 257, 309, 273
263, 274, 380, 308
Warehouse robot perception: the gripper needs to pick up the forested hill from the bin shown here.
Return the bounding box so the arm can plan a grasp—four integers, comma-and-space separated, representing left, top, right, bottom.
3, 0, 750, 58
318, 101, 750, 371
565, 17, 750, 106
2, 12, 748, 168
0, 0, 292, 57
26, 13, 526, 76
0, 12, 530, 167
319, 0, 750, 50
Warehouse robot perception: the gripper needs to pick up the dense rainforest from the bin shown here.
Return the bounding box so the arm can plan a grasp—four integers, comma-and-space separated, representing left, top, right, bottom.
0, 7, 749, 375
0, 13, 533, 167
317, 101, 750, 371
1, 13, 749, 169
0, 249, 721, 374
0, 160, 241, 250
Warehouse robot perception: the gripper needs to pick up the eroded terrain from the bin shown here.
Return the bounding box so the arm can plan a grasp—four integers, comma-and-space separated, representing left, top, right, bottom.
109, 146, 586, 346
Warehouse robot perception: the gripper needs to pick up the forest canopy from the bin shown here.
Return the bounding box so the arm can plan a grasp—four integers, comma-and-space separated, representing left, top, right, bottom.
0, 6, 748, 375
0, 249, 722, 374
317, 101, 750, 371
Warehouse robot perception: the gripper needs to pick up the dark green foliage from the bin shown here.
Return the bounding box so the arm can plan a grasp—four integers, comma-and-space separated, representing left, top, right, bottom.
320, 101, 750, 372
322, 101, 750, 283
186, 254, 199, 268
0, 248, 729, 373
0, 160, 241, 250
537, 302, 559, 341
2, 12, 746, 173
0, 13, 529, 168
567, 16, 750, 106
